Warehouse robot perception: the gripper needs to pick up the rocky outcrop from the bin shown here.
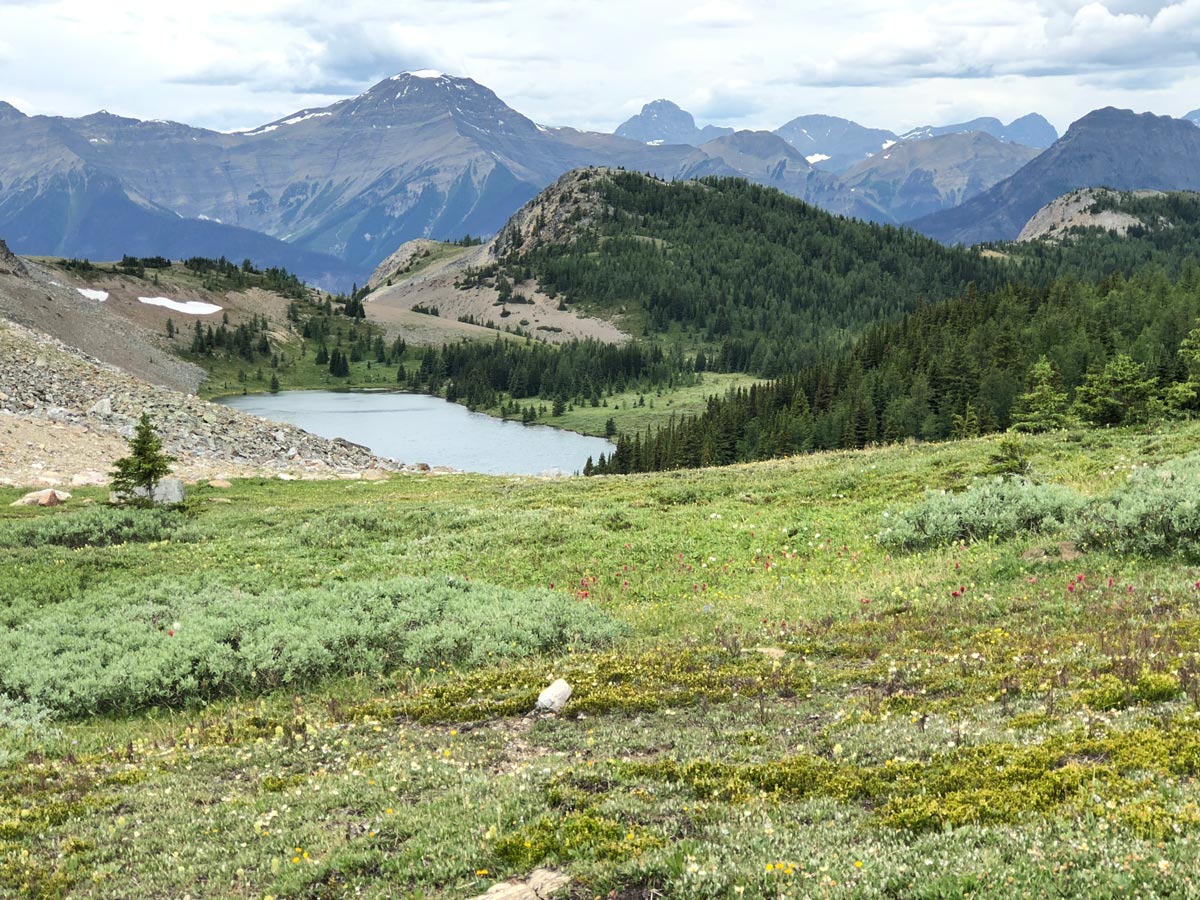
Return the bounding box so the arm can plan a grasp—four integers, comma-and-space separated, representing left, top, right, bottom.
367, 239, 445, 290
0, 239, 27, 277
0, 319, 408, 482
11, 488, 70, 507
492, 169, 613, 257
1016, 188, 1165, 242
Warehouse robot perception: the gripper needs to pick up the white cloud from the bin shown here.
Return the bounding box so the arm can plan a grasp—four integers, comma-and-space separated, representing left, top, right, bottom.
681, 0, 754, 27
0, 0, 1197, 135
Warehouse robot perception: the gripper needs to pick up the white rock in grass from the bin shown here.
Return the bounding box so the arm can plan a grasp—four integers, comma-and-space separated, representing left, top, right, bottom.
468, 869, 569, 900
11, 488, 71, 507
536, 678, 572, 714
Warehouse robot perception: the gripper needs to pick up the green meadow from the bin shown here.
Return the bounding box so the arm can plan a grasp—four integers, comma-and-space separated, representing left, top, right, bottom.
3, 423, 1200, 899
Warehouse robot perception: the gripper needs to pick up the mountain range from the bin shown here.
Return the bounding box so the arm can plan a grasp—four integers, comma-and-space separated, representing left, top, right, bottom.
912, 108, 1200, 245
898, 114, 1059, 148
2, 75, 1030, 287
2, 72, 1197, 288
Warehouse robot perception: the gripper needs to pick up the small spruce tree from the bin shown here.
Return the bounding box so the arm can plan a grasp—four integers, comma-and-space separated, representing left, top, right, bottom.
1010, 356, 1072, 433
110, 413, 175, 504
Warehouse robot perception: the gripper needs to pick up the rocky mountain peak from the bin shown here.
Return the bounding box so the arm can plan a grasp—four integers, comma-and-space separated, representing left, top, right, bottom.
0, 101, 26, 122
615, 99, 732, 146
248, 71, 542, 140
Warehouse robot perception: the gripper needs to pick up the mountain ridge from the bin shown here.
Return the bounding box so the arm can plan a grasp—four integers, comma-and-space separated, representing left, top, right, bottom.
912, 107, 1200, 245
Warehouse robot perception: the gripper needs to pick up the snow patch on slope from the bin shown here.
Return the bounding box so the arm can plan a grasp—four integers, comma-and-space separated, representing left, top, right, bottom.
77, 288, 108, 302
138, 296, 222, 315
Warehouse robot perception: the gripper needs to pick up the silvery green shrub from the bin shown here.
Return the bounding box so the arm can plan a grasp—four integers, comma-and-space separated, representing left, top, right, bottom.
879, 477, 1086, 551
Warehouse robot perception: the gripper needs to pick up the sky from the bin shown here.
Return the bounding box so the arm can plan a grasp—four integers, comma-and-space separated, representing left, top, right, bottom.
0, 0, 1197, 135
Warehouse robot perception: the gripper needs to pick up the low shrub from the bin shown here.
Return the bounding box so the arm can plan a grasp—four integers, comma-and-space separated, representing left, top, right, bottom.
0, 575, 625, 718
878, 478, 1086, 551
1076, 453, 1200, 560
0, 507, 187, 549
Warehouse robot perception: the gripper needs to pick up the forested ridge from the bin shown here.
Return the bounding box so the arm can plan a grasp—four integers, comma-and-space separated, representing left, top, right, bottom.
542, 182, 1200, 474
591, 265, 1200, 473
507, 173, 1005, 376
406, 177, 1200, 471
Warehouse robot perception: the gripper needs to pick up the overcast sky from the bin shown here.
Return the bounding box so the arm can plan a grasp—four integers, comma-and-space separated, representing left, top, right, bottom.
1, 0, 1197, 134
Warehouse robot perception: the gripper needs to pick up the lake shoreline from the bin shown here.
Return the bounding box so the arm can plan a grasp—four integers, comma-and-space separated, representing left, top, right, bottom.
217, 390, 615, 476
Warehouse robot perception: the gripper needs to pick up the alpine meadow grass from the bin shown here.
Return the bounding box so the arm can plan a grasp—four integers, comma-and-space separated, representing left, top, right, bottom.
3, 423, 1200, 899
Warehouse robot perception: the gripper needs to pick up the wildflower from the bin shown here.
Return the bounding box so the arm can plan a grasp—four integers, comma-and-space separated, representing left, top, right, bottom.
476, 869, 489, 877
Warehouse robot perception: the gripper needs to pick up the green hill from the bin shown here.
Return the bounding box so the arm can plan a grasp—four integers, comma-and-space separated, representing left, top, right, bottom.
494, 170, 1003, 376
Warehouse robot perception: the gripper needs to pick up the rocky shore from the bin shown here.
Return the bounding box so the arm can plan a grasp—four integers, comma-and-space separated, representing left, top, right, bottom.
0, 319, 422, 488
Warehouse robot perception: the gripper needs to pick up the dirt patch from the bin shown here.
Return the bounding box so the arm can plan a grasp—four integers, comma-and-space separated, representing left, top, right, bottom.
367, 242, 629, 346
1020, 541, 1083, 563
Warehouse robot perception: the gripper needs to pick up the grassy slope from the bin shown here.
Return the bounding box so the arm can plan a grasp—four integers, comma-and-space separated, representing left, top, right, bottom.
3, 424, 1200, 898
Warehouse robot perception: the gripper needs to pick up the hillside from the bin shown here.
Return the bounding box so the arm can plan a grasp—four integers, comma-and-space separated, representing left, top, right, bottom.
593, 189, 1200, 474
0, 243, 205, 393
0, 244, 414, 484
4, 421, 1200, 898
485, 168, 1000, 375
914, 108, 1200, 245
840, 132, 1039, 222
1002, 189, 1200, 279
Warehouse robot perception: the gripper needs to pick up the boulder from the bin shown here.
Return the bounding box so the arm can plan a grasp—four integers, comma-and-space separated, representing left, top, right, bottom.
11, 488, 71, 507
71, 470, 108, 487
207, 479, 232, 489
110, 478, 186, 505
467, 869, 569, 900
149, 478, 186, 504
535, 679, 572, 714
88, 397, 113, 417
361, 468, 388, 481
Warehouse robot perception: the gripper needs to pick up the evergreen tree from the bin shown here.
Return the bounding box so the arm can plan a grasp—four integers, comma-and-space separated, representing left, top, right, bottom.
1010, 357, 1072, 433
110, 413, 176, 504
1073, 354, 1160, 426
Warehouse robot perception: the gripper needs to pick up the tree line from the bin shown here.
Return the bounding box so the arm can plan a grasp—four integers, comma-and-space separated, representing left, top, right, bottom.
590, 264, 1200, 474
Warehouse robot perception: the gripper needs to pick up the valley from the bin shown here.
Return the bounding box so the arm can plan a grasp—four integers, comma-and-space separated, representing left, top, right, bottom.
5, 40, 1200, 900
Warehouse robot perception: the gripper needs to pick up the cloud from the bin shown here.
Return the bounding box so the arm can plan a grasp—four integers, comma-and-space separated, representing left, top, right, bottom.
780, 0, 1200, 88
687, 81, 764, 120
1, 0, 1198, 138
682, 0, 754, 27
